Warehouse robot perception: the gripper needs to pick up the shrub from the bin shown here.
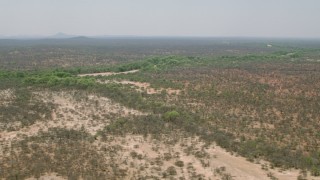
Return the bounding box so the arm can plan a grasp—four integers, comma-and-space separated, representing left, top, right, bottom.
175, 160, 184, 167
163, 110, 180, 121
166, 166, 177, 176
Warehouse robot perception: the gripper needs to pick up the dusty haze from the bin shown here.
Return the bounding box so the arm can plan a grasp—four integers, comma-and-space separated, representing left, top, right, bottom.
0, 0, 320, 38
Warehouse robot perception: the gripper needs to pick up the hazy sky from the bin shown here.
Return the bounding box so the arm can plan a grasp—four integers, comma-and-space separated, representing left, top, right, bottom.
1, 0, 320, 38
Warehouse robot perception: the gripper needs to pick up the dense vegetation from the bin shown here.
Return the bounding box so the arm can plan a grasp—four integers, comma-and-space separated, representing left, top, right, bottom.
1, 38, 320, 179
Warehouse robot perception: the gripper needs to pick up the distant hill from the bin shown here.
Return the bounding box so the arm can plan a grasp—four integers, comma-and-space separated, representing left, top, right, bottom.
48, 32, 77, 39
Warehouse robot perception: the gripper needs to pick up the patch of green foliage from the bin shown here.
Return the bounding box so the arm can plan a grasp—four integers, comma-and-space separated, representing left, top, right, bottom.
163, 111, 180, 121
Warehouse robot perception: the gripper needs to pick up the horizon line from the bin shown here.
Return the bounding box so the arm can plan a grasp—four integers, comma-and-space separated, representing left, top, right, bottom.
1, 34, 320, 40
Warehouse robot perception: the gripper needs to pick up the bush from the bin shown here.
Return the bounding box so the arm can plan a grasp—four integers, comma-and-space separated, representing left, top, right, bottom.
311, 166, 320, 176
166, 166, 177, 176
175, 160, 184, 167
163, 110, 180, 121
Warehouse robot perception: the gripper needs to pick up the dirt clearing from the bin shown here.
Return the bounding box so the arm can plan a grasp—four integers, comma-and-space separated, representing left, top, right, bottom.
78, 69, 139, 77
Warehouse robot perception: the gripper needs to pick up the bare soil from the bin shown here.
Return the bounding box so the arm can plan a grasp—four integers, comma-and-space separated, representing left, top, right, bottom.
91, 135, 306, 180
0, 91, 145, 142
78, 69, 139, 77
100, 80, 181, 95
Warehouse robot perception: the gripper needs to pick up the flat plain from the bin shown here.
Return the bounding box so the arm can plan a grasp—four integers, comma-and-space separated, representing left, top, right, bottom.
0, 38, 320, 180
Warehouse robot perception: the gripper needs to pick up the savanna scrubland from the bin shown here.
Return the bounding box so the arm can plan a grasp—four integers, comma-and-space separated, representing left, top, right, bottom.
1, 38, 320, 180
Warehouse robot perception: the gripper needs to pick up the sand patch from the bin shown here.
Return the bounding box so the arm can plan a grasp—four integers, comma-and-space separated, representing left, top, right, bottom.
25, 173, 66, 180
78, 69, 139, 77
92, 135, 306, 180
0, 89, 15, 106
0, 91, 145, 141
101, 80, 181, 95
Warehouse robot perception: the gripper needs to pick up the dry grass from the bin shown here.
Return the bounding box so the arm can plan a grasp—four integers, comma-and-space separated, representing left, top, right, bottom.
0, 90, 145, 142
0, 89, 15, 106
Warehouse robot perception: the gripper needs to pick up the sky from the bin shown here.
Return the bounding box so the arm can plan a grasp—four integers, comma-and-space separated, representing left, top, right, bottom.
0, 0, 320, 38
